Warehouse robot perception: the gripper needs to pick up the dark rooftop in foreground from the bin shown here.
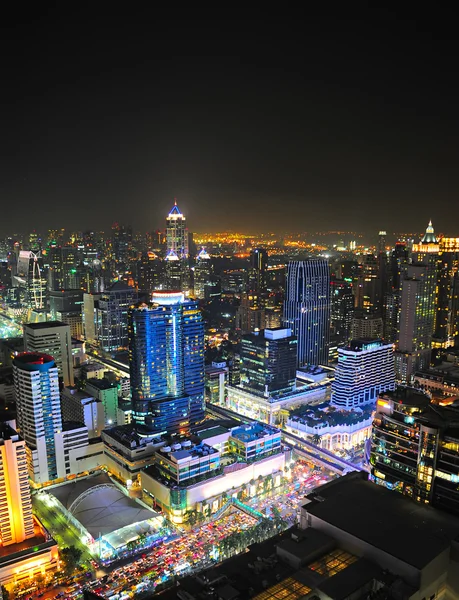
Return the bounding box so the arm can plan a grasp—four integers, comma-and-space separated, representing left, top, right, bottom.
24, 320, 68, 329
303, 472, 459, 570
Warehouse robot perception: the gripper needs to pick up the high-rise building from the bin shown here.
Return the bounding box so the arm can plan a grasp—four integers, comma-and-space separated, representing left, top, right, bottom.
23, 321, 74, 386
395, 225, 438, 382
371, 386, 459, 515
236, 292, 265, 333
331, 339, 395, 409
283, 259, 331, 367
112, 223, 132, 264
240, 328, 297, 398
94, 282, 138, 352
166, 201, 189, 258
47, 246, 81, 291
129, 291, 205, 435
330, 278, 354, 344
13, 353, 62, 484
0, 422, 35, 545
137, 252, 163, 294
248, 248, 268, 299
432, 237, 459, 347
165, 201, 190, 293
193, 247, 212, 299
350, 310, 383, 340
12, 250, 47, 310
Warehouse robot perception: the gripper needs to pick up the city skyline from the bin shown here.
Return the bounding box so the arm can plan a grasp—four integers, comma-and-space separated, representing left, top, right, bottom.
3, 11, 459, 235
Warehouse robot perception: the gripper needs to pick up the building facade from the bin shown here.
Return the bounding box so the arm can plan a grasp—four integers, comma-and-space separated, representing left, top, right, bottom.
23, 321, 74, 387
331, 339, 395, 409
129, 291, 205, 435
283, 259, 331, 367
239, 328, 297, 398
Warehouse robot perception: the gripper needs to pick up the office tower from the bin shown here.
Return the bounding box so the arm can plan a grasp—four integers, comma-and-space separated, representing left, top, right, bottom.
240, 328, 297, 398
137, 252, 163, 294
193, 247, 212, 299
330, 278, 354, 344
83, 292, 101, 343
378, 230, 386, 254
383, 241, 409, 342
112, 223, 132, 264
12, 250, 47, 310
13, 353, 62, 484
49, 289, 84, 338
283, 259, 331, 367
331, 339, 395, 409
451, 274, 459, 346
371, 386, 459, 514
356, 254, 382, 314
166, 201, 189, 258
23, 321, 74, 386
248, 248, 268, 298
395, 224, 438, 382
0, 422, 35, 545
236, 292, 265, 333
350, 310, 383, 340
221, 269, 247, 293
28, 230, 41, 253
165, 201, 190, 292
94, 282, 138, 352
48, 246, 80, 291
129, 291, 205, 435
433, 237, 459, 347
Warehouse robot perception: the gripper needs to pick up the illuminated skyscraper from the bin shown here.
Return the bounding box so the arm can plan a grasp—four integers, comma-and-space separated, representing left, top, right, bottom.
193, 247, 212, 299
283, 259, 331, 366
240, 328, 297, 398
248, 248, 268, 299
48, 246, 80, 291
94, 281, 138, 352
0, 422, 35, 545
129, 291, 205, 435
165, 201, 190, 292
13, 353, 62, 484
166, 201, 188, 258
395, 222, 438, 381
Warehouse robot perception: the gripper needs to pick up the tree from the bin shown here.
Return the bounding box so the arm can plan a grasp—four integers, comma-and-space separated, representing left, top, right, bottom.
1, 585, 9, 600
60, 546, 83, 575
312, 433, 321, 446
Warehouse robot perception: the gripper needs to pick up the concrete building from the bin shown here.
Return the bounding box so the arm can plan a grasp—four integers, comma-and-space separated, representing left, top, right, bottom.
0, 422, 34, 546
331, 339, 395, 409
23, 321, 74, 386
85, 378, 119, 426
60, 386, 105, 438
300, 472, 459, 598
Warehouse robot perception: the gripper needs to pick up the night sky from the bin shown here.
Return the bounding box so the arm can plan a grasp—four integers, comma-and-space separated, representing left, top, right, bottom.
2, 9, 459, 236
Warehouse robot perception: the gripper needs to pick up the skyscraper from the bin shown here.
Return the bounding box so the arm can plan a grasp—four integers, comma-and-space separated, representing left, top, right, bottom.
240, 328, 297, 398
48, 246, 81, 291
166, 201, 189, 258
248, 248, 268, 299
13, 353, 62, 484
193, 247, 212, 299
283, 259, 331, 366
395, 222, 438, 382
331, 339, 395, 409
129, 291, 205, 435
165, 201, 190, 292
23, 321, 74, 386
0, 422, 35, 545
94, 281, 138, 352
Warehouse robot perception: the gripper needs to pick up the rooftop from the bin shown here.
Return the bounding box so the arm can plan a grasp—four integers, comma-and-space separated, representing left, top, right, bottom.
231, 422, 280, 442
289, 401, 374, 428
85, 377, 117, 391
24, 321, 67, 330
195, 424, 230, 440
303, 472, 459, 570
380, 386, 431, 409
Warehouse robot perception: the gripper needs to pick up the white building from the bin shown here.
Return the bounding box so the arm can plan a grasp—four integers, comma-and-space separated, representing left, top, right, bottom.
13, 353, 62, 485
61, 386, 105, 439
23, 321, 74, 386
331, 339, 395, 409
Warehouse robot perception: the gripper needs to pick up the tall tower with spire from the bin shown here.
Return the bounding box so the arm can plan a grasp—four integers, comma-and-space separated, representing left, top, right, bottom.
165, 200, 190, 293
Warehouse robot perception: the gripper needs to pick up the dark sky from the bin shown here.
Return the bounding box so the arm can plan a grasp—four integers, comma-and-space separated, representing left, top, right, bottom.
2, 9, 459, 236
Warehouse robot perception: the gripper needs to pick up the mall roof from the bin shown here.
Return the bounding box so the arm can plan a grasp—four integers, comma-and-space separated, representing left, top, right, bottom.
51, 473, 157, 537
303, 472, 459, 570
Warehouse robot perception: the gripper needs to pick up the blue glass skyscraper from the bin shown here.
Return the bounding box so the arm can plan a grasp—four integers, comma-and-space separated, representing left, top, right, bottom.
283, 259, 331, 366
129, 291, 205, 435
